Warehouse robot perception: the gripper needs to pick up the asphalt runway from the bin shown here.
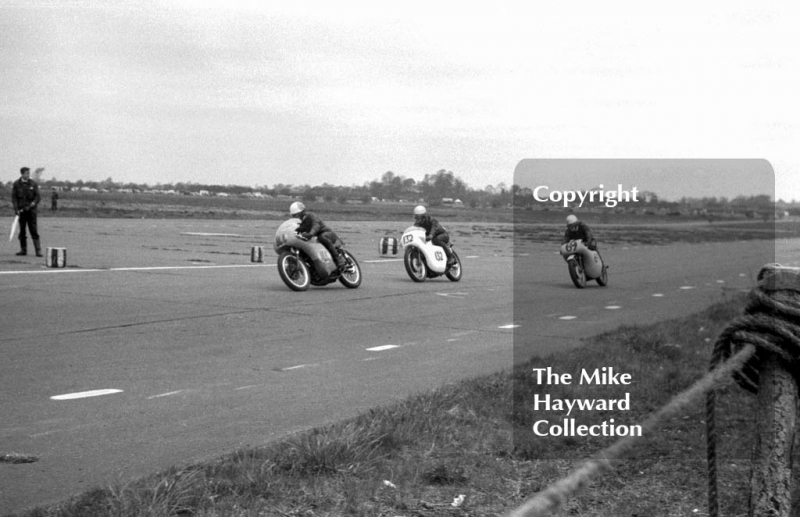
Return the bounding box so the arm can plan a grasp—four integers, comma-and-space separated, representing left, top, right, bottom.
0, 218, 792, 513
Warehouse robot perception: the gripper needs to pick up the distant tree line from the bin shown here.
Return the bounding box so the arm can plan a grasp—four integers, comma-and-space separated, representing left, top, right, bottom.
3, 168, 795, 215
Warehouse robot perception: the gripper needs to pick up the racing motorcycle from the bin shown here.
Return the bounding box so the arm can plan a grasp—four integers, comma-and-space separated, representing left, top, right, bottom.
273, 219, 362, 291
400, 226, 462, 282
559, 239, 608, 289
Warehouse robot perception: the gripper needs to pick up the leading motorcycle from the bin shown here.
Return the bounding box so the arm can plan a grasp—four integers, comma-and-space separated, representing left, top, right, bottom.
559, 239, 607, 288
400, 226, 462, 282
273, 219, 362, 291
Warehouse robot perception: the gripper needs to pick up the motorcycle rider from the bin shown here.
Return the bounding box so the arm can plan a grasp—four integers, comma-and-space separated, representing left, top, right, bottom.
413, 205, 455, 268
290, 202, 346, 271
562, 214, 605, 264
562, 214, 596, 250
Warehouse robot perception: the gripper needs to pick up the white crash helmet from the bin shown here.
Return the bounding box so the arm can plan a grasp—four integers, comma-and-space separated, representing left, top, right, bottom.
289, 201, 306, 216
413, 205, 427, 216
566, 214, 578, 225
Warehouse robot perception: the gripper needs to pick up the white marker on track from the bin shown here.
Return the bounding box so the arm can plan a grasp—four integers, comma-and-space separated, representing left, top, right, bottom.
51, 389, 122, 400
366, 345, 399, 352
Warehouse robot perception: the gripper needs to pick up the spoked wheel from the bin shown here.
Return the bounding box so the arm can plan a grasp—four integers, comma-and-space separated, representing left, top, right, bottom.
567, 258, 586, 289
403, 247, 427, 282
338, 250, 362, 289
277, 251, 311, 291
445, 249, 462, 282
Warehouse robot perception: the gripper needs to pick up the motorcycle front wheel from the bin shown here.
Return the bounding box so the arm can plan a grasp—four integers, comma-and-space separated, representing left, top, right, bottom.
277, 251, 311, 291
445, 249, 462, 282
338, 250, 362, 289
404, 247, 427, 282
567, 258, 586, 289
596, 264, 608, 287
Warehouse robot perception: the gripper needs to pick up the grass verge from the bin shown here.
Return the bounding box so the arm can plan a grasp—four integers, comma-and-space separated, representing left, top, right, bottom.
9, 290, 799, 517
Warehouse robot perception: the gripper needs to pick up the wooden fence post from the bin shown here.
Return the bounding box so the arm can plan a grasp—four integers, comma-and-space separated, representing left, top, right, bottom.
748, 266, 800, 517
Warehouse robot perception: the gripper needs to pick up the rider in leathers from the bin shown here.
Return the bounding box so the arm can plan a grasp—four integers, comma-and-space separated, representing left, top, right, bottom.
290, 202, 346, 270
413, 205, 455, 267
562, 214, 607, 267
562, 214, 597, 250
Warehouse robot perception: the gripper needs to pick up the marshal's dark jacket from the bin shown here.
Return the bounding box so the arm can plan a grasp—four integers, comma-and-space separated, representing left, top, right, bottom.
12, 178, 41, 214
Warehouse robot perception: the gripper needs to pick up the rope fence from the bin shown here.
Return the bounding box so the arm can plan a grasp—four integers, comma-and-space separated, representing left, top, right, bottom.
504, 264, 800, 517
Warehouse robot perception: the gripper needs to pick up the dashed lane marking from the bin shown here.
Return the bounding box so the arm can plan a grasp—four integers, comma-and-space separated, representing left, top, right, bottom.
281, 364, 310, 371
559, 315, 577, 320
366, 345, 400, 352
605, 306, 622, 310
652, 293, 665, 297
498, 324, 520, 329
51, 389, 123, 400
147, 390, 185, 399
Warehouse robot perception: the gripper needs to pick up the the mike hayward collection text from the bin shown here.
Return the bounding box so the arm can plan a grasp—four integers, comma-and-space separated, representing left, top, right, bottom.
530, 367, 643, 438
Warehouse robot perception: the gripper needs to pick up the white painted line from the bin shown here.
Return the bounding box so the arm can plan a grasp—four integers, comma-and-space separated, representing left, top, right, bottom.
680, 286, 695, 290
235, 385, 262, 391
366, 345, 399, 352
605, 306, 622, 310
498, 324, 519, 329
363, 259, 403, 263
51, 389, 122, 400
436, 292, 469, 297
111, 265, 268, 272
466, 255, 480, 258
147, 390, 184, 399
181, 232, 244, 236
281, 364, 308, 371
559, 315, 577, 320
0, 264, 272, 275
652, 293, 664, 297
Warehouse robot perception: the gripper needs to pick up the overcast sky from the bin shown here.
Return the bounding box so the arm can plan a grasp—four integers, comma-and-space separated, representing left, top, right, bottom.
2, 1, 798, 200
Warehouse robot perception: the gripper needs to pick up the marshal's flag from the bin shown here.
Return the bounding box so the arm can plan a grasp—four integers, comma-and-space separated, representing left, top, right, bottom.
9, 215, 19, 242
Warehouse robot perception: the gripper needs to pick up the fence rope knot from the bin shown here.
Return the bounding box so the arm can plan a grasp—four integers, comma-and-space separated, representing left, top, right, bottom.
706, 263, 800, 517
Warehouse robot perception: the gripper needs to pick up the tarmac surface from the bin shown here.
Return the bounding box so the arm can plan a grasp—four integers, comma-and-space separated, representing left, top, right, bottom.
0, 218, 791, 514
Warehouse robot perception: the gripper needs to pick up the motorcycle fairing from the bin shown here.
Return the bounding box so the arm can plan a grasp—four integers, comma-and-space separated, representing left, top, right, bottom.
401, 226, 449, 274
274, 219, 338, 278
560, 239, 603, 279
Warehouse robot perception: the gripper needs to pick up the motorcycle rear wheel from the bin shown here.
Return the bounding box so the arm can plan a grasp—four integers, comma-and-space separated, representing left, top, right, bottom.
567, 258, 586, 289
338, 250, 362, 289
404, 247, 427, 282
445, 249, 462, 282
277, 251, 311, 291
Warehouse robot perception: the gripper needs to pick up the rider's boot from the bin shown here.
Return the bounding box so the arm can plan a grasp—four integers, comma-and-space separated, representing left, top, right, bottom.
445, 249, 455, 269
334, 250, 346, 271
